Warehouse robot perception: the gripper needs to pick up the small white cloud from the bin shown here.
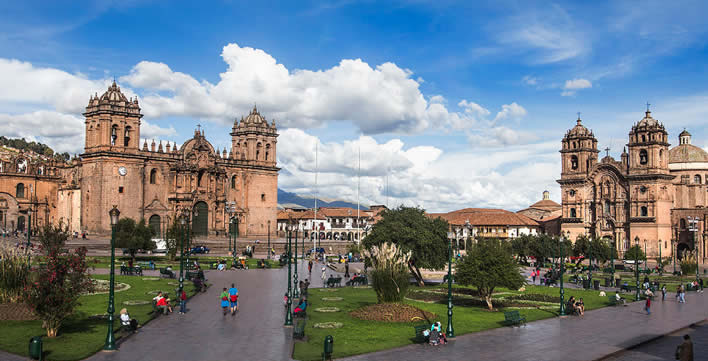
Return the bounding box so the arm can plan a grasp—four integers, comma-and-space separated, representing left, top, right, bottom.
493, 102, 527, 123
561, 78, 592, 96
522, 75, 538, 86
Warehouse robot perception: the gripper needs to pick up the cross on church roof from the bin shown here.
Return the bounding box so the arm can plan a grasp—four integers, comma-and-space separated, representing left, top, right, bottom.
577, 112, 581, 120
646, 102, 651, 112
605, 147, 610, 158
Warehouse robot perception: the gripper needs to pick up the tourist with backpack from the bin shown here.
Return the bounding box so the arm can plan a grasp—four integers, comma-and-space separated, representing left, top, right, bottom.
228, 283, 239, 315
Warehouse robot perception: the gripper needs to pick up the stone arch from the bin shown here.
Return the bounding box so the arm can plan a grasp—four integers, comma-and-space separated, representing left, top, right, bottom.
231, 175, 237, 189
149, 168, 158, 184
192, 201, 209, 236
149, 214, 161, 236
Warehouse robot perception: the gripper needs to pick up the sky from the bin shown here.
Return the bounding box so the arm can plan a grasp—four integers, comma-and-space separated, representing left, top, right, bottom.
1, 0, 708, 212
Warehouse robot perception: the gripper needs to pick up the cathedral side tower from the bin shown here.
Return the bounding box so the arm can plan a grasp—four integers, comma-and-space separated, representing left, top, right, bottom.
84, 81, 142, 153
627, 109, 670, 176
560, 116, 599, 177
230, 106, 278, 166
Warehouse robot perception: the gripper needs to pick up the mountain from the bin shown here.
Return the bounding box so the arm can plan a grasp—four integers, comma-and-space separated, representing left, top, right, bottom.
277, 188, 368, 210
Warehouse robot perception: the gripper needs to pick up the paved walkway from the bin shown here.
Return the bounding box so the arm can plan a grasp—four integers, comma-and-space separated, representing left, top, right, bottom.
342, 291, 708, 361
603, 320, 707, 361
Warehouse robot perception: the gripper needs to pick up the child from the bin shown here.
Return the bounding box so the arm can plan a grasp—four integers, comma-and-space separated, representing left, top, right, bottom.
220, 288, 230, 315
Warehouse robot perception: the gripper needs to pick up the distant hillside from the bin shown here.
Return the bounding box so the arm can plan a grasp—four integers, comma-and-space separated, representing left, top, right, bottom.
0, 136, 71, 161
278, 188, 368, 210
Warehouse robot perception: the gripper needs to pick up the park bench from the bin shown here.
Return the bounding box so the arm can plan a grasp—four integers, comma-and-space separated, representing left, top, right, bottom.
503, 310, 526, 326
620, 284, 637, 293
138, 261, 155, 270
346, 275, 368, 286
186, 270, 205, 281
325, 276, 342, 288
293, 319, 306, 340
607, 295, 624, 306
120, 266, 143, 276
159, 268, 175, 279
413, 324, 429, 343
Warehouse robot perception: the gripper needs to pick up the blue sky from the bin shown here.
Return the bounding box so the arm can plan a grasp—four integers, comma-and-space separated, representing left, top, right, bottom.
1, 0, 708, 211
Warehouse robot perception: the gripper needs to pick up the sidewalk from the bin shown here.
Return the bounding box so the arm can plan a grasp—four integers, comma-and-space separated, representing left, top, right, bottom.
342, 291, 708, 361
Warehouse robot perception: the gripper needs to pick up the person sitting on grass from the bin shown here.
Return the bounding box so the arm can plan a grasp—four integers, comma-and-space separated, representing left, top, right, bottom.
154, 292, 171, 315
293, 297, 307, 316
576, 298, 585, 316
120, 308, 138, 331
566, 296, 577, 315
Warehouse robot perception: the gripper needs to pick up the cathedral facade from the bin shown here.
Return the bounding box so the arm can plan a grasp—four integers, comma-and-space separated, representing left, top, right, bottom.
0, 82, 279, 238
558, 109, 707, 264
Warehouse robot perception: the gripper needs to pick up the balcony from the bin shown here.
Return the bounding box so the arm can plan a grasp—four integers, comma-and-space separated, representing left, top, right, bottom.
476, 232, 509, 238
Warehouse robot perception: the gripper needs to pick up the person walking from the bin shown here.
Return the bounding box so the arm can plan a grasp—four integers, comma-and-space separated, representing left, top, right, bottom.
179, 288, 187, 314
645, 295, 651, 315
344, 261, 350, 278
531, 269, 537, 284
308, 260, 313, 274
675, 334, 694, 361
321, 266, 327, 283
699, 278, 704, 293
228, 283, 239, 315
661, 285, 666, 301
220, 288, 230, 316
680, 284, 686, 303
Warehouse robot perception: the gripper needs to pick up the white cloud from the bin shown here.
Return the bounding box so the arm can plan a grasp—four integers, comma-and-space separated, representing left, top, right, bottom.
468, 126, 538, 148
522, 75, 538, 86
0, 111, 84, 153
493, 102, 527, 123
561, 78, 592, 96
277, 129, 559, 212
141, 120, 178, 139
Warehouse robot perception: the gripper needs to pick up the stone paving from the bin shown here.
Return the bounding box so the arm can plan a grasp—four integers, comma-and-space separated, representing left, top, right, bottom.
603, 320, 707, 361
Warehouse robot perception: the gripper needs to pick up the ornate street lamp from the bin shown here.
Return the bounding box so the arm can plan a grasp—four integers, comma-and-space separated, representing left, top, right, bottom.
293, 222, 300, 298
634, 237, 640, 301
267, 220, 271, 260
26, 207, 33, 265
185, 208, 198, 269
230, 217, 237, 266
644, 239, 648, 273
104, 206, 120, 351
688, 216, 700, 283
610, 239, 616, 287
284, 226, 293, 326
559, 233, 566, 316
179, 213, 187, 292
588, 237, 593, 285
445, 231, 455, 338
672, 238, 677, 275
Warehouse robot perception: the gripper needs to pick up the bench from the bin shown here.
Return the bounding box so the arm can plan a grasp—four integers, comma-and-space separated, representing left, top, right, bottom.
293, 319, 306, 340
620, 284, 637, 293
138, 261, 155, 270
503, 310, 526, 326
159, 268, 175, 278
186, 270, 205, 281
325, 277, 342, 288
294, 307, 307, 318
120, 266, 143, 276
607, 295, 623, 306
346, 276, 368, 286
413, 324, 429, 343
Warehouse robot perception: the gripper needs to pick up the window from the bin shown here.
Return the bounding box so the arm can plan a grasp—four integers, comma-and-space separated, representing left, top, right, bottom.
694, 175, 702, 184
604, 202, 610, 214
149, 168, 157, 184
640, 206, 648, 217
198, 170, 205, 187
571, 155, 578, 170
265, 144, 271, 161
124, 126, 131, 147
231, 175, 236, 189
16, 183, 24, 198
639, 149, 648, 165
641, 135, 646, 142
570, 208, 577, 218
680, 218, 687, 229
572, 142, 576, 149
118, 186, 124, 194
111, 125, 118, 146
261, 193, 266, 201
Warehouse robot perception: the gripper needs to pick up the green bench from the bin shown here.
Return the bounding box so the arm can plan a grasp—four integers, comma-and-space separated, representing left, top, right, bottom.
620, 284, 637, 293
503, 310, 526, 326
325, 276, 342, 288
159, 268, 175, 278
138, 261, 155, 270
293, 319, 306, 340
607, 295, 625, 306
413, 324, 429, 343
120, 266, 143, 276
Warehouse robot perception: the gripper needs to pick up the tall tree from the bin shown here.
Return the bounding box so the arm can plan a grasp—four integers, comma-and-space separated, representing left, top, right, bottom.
511, 234, 532, 264
363, 206, 448, 286
114, 218, 156, 263
455, 239, 525, 310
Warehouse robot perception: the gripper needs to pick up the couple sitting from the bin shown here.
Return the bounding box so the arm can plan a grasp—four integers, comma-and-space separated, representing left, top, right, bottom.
153, 292, 173, 315
423, 322, 448, 345
293, 297, 307, 316
566, 296, 585, 316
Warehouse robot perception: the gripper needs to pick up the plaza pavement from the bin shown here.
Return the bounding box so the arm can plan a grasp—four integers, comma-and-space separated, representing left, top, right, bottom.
603, 320, 707, 361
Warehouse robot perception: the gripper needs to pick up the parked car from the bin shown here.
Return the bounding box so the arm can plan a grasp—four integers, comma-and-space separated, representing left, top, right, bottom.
190, 245, 210, 254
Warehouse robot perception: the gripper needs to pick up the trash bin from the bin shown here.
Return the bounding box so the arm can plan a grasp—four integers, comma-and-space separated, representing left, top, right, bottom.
593, 280, 600, 290
29, 336, 42, 360
604, 278, 610, 287
322, 335, 334, 360
582, 279, 590, 289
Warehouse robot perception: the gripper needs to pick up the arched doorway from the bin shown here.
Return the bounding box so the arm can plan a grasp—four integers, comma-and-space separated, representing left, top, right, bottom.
149, 215, 161, 237
677, 242, 691, 260
17, 215, 25, 231
192, 202, 208, 237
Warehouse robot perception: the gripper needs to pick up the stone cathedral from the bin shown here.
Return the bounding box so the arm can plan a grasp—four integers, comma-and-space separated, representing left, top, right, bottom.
558, 109, 707, 264
0, 81, 279, 238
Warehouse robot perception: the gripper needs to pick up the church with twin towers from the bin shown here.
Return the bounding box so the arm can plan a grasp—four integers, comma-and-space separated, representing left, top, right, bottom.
558, 107, 707, 265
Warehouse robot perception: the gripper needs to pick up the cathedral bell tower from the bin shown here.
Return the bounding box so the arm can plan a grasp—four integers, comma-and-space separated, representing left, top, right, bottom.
230, 106, 278, 166
83, 81, 142, 153
560, 115, 599, 177
626, 108, 669, 175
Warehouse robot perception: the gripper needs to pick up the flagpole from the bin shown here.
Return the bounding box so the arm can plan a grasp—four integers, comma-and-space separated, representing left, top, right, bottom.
357, 145, 360, 245
314, 142, 318, 253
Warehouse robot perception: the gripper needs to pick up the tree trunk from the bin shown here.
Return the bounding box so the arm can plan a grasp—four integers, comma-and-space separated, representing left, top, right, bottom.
47, 328, 58, 337
484, 295, 494, 310
408, 263, 424, 287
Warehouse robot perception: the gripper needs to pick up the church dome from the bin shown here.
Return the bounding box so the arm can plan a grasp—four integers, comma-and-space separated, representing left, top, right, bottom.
669, 144, 708, 163
565, 117, 593, 138
243, 106, 266, 124
99, 81, 129, 103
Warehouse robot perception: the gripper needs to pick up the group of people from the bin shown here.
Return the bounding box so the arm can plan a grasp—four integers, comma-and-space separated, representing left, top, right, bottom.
220, 283, 239, 316
423, 322, 448, 346
153, 289, 188, 315
566, 296, 585, 316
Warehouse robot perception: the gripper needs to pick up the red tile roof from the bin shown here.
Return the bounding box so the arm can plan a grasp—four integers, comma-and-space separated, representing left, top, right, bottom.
431, 208, 539, 227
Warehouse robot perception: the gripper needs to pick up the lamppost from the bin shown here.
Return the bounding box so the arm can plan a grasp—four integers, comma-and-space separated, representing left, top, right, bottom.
185, 208, 198, 269
559, 233, 566, 316
672, 238, 677, 274
634, 237, 640, 301
26, 208, 32, 265
588, 237, 593, 285
445, 231, 455, 338
267, 220, 271, 260
104, 206, 120, 351
179, 214, 186, 291
293, 222, 300, 298
644, 239, 648, 273
610, 239, 615, 287
225, 202, 236, 258
658, 240, 662, 274
284, 225, 293, 326
688, 216, 700, 283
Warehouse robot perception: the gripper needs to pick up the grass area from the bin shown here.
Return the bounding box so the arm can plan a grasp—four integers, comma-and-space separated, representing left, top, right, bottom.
75, 255, 282, 269
0, 275, 200, 361
292, 284, 630, 360
562, 271, 699, 290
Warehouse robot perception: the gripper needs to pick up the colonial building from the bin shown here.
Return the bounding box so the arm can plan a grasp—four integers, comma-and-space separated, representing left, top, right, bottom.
558, 110, 706, 263
0, 81, 280, 238
431, 208, 540, 249
517, 191, 562, 235
277, 205, 386, 242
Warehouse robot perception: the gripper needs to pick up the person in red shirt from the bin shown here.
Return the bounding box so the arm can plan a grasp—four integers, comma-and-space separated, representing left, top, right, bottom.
179, 288, 187, 314
155, 292, 172, 315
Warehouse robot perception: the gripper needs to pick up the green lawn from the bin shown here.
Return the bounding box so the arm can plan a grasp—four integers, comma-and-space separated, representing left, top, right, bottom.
0, 275, 199, 361
76, 255, 281, 269
292, 284, 630, 360
562, 271, 699, 290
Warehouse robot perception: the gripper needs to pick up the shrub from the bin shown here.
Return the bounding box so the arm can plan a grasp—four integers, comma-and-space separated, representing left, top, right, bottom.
680, 250, 697, 275
363, 242, 411, 303
0, 244, 31, 303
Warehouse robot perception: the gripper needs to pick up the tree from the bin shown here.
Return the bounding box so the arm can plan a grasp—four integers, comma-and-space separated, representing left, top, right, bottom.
38, 221, 69, 255
455, 239, 525, 310
572, 234, 590, 265
363, 206, 448, 286
164, 219, 184, 261
24, 225, 93, 337
510, 235, 531, 264
623, 244, 646, 270
114, 218, 155, 263
528, 234, 556, 264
